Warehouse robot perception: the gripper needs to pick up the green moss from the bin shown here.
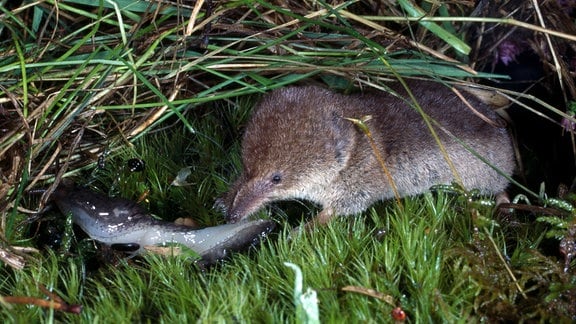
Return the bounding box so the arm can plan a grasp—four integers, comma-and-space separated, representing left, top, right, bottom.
1, 1, 575, 322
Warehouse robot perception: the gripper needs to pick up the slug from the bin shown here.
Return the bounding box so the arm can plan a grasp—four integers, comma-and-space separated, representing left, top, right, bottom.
51, 183, 275, 264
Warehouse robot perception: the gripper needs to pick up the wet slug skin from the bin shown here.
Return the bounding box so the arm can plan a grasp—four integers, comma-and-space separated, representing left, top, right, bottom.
52, 182, 275, 263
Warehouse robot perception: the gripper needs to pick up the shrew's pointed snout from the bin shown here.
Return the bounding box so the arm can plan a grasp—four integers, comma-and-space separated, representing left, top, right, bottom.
223, 177, 275, 223
226, 210, 242, 223
225, 189, 258, 223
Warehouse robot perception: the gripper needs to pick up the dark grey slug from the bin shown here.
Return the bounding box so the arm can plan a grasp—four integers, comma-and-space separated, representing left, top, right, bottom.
52, 183, 275, 263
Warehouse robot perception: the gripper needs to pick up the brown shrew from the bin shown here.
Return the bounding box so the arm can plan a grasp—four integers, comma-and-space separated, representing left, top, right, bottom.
218, 80, 516, 225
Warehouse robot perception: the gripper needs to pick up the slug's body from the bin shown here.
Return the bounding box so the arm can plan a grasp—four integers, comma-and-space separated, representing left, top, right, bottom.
53, 183, 274, 263
221, 80, 515, 224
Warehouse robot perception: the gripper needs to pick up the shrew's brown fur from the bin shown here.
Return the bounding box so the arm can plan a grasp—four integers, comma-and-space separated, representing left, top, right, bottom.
220, 80, 515, 224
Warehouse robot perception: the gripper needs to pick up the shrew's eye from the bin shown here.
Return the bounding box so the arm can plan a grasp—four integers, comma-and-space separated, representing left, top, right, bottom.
271, 173, 282, 184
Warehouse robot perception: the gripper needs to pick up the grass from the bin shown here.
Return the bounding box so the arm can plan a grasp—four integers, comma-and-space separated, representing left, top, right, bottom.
2, 110, 575, 321
4, 185, 572, 321
0, 190, 498, 322
1, 0, 576, 322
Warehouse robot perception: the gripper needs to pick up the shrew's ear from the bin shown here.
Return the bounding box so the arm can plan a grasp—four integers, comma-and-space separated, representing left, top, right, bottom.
329, 111, 355, 166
